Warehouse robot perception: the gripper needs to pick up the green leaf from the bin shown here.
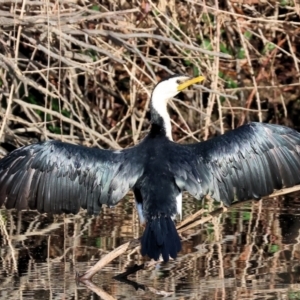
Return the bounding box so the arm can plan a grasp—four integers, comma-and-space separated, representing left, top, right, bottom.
201, 38, 213, 51
226, 79, 238, 89
62, 109, 71, 118
0, 210, 7, 222
220, 96, 226, 103
269, 244, 279, 253
220, 42, 230, 54
237, 47, 245, 59
85, 49, 98, 62
207, 223, 214, 234
244, 31, 252, 40
51, 99, 59, 111
184, 59, 192, 66
193, 66, 200, 77
48, 125, 61, 134
152, 9, 160, 16
95, 237, 101, 248
25, 94, 43, 116
288, 291, 300, 299
262, 42, 276, 55
91, 5, 100, 11
230, 210, 237, 224
280, 0, 293, 6
242, 211, 251, 221
25, 94, 37, 105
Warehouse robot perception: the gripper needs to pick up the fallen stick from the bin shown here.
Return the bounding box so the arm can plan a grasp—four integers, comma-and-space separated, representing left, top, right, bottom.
79, 241, 131, 282
79, 184, 300, 281
80, 280, 117, 300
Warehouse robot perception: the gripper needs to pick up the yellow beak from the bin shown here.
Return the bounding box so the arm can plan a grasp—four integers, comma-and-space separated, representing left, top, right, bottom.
177, 76, 205, 91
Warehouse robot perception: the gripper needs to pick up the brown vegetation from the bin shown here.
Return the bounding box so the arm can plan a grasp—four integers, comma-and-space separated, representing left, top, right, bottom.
0, 0, 299, 152
1, 1, 300, 298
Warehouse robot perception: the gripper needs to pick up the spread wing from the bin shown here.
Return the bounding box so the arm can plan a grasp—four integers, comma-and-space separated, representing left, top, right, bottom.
173, 122, 300, 206
0, 141, 143, 214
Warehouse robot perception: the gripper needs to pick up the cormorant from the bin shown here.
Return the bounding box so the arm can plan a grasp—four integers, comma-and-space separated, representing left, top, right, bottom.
1, 75, 300, 262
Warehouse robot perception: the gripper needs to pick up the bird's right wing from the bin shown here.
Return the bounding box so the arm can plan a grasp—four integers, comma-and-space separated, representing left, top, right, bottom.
172, 122, 300, 206
0, 141, 143, 214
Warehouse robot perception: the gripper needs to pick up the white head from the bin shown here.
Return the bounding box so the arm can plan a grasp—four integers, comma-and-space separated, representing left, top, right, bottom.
150, 75, 205, 140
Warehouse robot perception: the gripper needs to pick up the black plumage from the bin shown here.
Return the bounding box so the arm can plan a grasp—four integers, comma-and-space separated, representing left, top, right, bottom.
0, 141, 144, 214
1, 75, 300, 262
172, 123, 300, 205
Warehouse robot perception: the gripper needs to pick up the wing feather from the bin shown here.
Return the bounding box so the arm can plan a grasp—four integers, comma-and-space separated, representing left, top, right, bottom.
173, 122, 300, 206
0, 140, 143, 214
28, 171, 41, 209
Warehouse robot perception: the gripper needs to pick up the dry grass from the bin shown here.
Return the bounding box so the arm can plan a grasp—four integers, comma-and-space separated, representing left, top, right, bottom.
1, 193, 300, 299
0, 1, 300, 296
0, 0, 299, 151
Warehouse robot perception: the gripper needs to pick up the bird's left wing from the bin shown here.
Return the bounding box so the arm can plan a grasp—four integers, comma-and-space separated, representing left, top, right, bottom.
172, 122, 300, 206
0, 140, 143, 214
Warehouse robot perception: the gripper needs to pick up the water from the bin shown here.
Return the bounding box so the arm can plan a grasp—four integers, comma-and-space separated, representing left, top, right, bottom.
1, 193, 300, 299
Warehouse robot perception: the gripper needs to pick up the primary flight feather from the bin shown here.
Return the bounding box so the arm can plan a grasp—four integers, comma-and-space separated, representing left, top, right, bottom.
1, 75, 300, 261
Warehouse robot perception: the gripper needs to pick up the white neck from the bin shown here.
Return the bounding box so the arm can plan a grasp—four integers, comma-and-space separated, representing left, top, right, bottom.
151, 89, 173, 140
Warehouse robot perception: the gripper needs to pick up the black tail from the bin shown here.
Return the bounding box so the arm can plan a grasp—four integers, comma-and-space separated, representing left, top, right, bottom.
141, 215, 181, 261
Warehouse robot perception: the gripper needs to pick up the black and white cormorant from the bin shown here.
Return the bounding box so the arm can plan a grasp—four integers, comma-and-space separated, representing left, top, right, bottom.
1, 75, 300, 262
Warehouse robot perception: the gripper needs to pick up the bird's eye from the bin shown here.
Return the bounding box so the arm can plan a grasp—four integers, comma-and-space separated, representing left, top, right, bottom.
176, 79, 182, 84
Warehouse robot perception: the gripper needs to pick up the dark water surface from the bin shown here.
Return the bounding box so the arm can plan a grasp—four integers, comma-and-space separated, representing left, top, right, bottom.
1, 193, 300, 300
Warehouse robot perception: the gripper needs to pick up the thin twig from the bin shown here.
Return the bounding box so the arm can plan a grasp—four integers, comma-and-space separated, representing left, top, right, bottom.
0, 84, 14, 141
